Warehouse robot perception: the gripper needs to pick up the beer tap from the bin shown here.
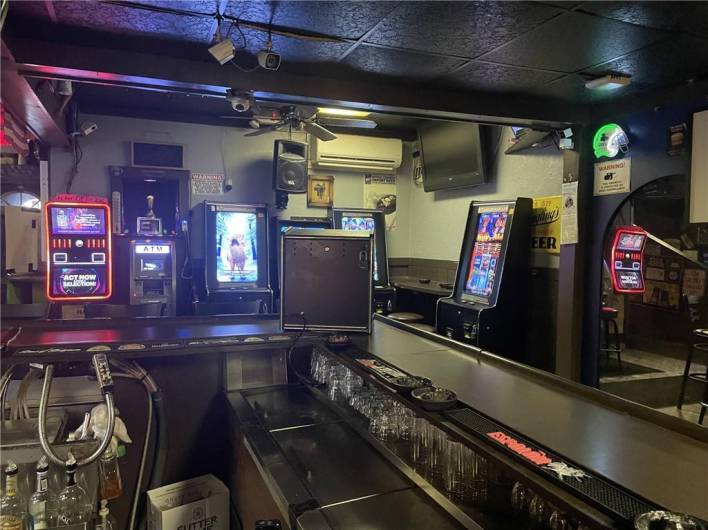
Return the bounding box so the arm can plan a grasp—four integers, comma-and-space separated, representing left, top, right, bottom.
38, 354, 116, 467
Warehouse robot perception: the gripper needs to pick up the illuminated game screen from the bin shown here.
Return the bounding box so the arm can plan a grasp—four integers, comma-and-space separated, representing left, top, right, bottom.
464, 210, 509, 299
617, 233, 645, 251
341, 216, 379, 281
215, 211, 259, 283
52, 267, 108, 297
51, 207, 106, 235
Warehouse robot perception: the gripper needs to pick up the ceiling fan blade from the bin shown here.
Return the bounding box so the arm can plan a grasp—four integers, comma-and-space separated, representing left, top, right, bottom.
304, 121, 337, 142
244, 125, 280, 137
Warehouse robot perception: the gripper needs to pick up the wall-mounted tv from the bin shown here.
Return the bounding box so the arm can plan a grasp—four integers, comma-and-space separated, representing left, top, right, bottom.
419, 121, 488, 192
204, 202, 269, 291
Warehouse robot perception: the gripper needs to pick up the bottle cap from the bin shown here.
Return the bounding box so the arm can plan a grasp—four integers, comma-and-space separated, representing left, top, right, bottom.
99, 499, 109, 517
66, 451, 78, 472
37, 455, 49, 472
4, 460, 18, 475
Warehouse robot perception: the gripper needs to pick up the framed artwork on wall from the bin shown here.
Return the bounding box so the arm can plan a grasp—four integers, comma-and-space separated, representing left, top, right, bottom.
307, 175, 334, 208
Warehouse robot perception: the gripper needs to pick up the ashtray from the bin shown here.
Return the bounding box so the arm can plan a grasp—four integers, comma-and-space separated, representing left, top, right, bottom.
634, 511, 705, 530
390, 375, 430, 393
410, 386, 457, 411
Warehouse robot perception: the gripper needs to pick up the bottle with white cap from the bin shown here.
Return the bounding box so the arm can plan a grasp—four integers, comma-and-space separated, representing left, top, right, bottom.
1, 460, 28, 530
56, 453, 92, 526
94, 499, 117, 530
28, 456, 57, 529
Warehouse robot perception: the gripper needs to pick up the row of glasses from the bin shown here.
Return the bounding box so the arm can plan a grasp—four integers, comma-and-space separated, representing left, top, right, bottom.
511, 482, 590, 530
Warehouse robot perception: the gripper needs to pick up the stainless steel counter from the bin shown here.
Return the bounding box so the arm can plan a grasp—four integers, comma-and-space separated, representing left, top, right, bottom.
354, 318, 708, 520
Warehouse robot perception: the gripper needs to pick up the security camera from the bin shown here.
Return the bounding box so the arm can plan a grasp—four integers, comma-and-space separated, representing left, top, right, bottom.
256, 50, 281, 71
225, 89, 252, 112
71, 121, 98, 137
224, 178, 233, 192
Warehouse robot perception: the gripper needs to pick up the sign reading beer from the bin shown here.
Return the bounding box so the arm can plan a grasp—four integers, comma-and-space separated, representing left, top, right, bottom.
530, 196, 560, 254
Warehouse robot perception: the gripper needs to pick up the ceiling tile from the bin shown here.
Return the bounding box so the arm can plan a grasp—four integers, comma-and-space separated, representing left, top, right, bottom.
47, 0, 215, 43
225, 1, 397, 39
440, 61, 562, 93
342, 45, 466, 81
579, 1, 708, 38
365, 1, 563, 58
585, 35, 708, 88
481, 11, 664, 73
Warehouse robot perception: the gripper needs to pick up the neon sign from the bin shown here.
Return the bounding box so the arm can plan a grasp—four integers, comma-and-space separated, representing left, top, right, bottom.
593, 123, 629, 159
487, 431, 553, 466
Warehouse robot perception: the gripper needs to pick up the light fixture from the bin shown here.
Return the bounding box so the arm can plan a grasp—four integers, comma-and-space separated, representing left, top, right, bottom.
585, 74, 631, 91
317, 107, 370, 118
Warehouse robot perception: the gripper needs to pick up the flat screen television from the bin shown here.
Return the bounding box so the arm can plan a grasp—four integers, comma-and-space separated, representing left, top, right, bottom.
331, 208, 389, 287
419, 121, 488, 192
204, 202, 269, 291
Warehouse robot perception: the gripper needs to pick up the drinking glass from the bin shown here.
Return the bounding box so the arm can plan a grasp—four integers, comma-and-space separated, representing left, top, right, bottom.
549, 510, 571, 530
528, 494, 549, 528
511, 482, 530, 515
445, 440, 474, 503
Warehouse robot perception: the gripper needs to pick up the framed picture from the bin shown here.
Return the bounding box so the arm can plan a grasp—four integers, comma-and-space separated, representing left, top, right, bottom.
308, 175, 334, 208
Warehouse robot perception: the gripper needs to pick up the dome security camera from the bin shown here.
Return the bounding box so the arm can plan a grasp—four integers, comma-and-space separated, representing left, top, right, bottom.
225, 90, 252, 112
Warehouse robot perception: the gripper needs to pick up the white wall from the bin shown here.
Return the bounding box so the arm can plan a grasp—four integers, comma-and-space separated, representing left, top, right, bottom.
402, 127, 563, 261
49, 114, 410, 256
49, 116, 562, 262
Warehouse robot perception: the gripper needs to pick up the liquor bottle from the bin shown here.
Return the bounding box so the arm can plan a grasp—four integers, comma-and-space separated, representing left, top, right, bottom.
28, 456, 57, 530
98, 443, 123, 500
56, 454, 92, 526
1, 460, 28, 530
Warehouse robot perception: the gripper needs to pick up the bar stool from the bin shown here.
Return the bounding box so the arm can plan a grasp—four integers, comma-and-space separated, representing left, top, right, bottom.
599, 306, 622, 368
387, 312, 424, 324
677, 328, 708, 425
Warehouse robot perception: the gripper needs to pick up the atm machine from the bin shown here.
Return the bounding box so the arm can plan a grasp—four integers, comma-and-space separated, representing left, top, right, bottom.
331, 208, 396, 314
45, 195, 112, 302
609, 226, 647, 294
436, 198, 532, 361
129, 238, 177, 315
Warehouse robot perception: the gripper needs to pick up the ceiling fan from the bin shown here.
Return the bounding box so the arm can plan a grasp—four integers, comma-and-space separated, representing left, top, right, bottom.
221, 104, 338, 141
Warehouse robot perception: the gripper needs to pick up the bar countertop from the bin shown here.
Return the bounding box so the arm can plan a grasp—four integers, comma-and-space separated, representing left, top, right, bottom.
356, 318, 708, 520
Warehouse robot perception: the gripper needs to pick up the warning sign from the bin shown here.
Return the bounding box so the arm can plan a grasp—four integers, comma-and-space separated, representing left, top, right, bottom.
594, 158, 631, 196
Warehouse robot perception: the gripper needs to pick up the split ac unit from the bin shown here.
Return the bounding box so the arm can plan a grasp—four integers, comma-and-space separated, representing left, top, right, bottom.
312, 133, 402, 173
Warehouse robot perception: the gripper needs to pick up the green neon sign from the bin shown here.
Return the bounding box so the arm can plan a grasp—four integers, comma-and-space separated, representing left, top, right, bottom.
593, 123, 629, 159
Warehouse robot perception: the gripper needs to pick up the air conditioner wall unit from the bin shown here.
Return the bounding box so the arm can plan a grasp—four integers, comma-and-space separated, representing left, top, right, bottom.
312, 133, 402, 173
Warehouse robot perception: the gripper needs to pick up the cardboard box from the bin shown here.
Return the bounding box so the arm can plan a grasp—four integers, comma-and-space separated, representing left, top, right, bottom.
147, 474, 229, 530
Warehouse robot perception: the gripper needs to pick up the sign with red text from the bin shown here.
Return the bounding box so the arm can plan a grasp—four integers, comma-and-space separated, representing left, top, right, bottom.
594, 158, 631, 196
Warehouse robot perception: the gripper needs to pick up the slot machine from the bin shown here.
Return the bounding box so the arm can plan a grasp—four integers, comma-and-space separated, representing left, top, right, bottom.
45, 195, 112, 302
436, 198, 532, 361
331, 208, 396, 314
609, 226, 647, 294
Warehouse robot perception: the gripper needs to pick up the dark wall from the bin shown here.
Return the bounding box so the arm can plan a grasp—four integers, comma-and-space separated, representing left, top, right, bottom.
581, 97, 707, 386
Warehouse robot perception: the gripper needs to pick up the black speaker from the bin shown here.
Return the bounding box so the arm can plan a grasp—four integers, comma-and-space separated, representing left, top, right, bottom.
273, 140, 307, 193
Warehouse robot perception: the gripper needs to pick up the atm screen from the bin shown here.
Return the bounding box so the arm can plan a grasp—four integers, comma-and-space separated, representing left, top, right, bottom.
463, 210, 509, 299
341, 215, 379, 282
141, 259, 164, 273
215, 210, 259, 283
51, 207, 106, 235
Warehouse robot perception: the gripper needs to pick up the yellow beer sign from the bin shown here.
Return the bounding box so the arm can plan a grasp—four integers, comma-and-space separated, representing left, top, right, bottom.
531, 196, 561, 254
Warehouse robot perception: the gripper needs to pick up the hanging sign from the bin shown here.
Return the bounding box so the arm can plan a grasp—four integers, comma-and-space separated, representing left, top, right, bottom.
594, 158, 631, 196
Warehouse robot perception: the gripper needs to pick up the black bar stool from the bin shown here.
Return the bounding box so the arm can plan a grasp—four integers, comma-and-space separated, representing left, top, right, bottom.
600, 306, 622, 368
677, 328, 708, 425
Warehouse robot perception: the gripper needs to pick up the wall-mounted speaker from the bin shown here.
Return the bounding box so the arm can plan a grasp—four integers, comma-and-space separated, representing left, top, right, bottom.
273, 140, 307, 193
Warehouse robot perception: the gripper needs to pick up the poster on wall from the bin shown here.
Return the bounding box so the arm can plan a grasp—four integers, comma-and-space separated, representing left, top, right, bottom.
593, 158, 631, 196
192, 173, 224, 195
561, 181, 578, 245
531, 196, 560, 254
682, 268, 706, 297
308, 175, 334, 208
643, 280, 680, 310
363, 174, 397, 231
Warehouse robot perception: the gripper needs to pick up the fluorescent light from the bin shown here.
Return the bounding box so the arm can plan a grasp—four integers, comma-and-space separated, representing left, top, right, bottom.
317, 107, 370, 118
585, 74, 631, 91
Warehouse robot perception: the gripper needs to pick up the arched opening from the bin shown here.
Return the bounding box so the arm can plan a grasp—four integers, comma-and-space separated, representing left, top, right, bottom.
598, 173, 707, 425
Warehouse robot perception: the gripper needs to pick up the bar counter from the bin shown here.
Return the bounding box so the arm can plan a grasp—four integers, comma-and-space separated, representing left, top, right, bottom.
3, 314, 707, 522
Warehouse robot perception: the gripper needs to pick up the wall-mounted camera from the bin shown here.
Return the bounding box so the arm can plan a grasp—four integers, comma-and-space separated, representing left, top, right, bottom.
256, 50, 281, 71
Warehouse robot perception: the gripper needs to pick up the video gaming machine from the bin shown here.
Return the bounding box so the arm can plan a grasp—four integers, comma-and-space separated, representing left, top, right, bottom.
609, 226, 647, 294
436, 198, 532, 361
331, 208, 396, 314
45, 195, 112, 302
270, 216, 332, 308
192, 201, 273, 312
